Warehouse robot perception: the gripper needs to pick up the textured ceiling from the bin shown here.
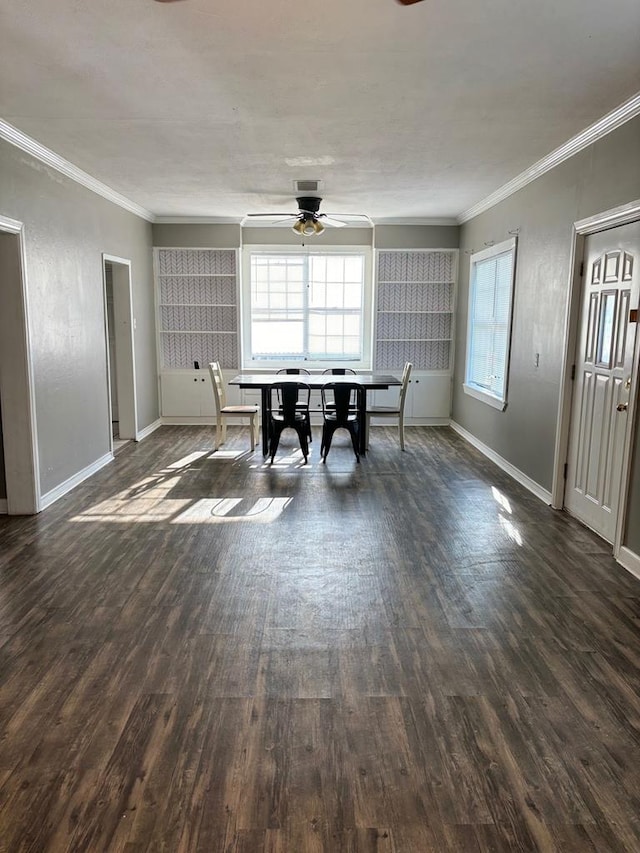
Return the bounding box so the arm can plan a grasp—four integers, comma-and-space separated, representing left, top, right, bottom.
1, 0, 639, 221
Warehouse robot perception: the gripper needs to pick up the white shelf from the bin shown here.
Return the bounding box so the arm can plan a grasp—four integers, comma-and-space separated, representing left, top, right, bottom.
158, 273, 236, 278
377, 337, 452, 342
159, 303, 237, 308
160, 330, 237, 335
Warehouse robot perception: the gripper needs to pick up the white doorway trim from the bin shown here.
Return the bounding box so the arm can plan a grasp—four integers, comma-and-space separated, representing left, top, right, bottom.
553, 200, 640, 557
0, 215, 40, 513
102, 254, 138, 446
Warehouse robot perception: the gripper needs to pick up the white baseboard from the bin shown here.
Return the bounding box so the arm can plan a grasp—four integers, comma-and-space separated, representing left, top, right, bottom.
616, 546, 640, 581
0, 499, 7, 514
161, 416, 217, 426
450, 420, 552, 505
136, 418, 162, 441
39, 452, 113, 511
370, 417, 450, 427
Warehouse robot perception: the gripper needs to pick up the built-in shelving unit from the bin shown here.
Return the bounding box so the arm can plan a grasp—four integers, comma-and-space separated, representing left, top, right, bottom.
374, 250, 457, 371
156, 248, 239, 369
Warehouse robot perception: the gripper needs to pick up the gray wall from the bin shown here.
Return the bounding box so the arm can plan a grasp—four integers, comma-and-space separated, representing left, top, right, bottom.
453, 117, 640, 542
0, 138, 157, 497
375, 224, 460, 249
151, 222, 460, 250
153, 223, 241, 248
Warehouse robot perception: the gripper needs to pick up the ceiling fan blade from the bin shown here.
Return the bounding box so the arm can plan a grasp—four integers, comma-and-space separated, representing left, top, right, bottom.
245, 215, 299, 227
321, 213, 373, 226
396, 0, 426, 4
245, 212, 297, 219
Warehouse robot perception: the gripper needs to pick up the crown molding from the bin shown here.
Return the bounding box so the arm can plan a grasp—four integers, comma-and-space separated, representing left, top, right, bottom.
0, 119, 154, 222
457, 91, 640, 225
373, 217, 458, 227
154, 216, 241, 225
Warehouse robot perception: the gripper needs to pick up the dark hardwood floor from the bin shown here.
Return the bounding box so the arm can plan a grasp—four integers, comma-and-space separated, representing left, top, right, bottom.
1, 425, 639, 852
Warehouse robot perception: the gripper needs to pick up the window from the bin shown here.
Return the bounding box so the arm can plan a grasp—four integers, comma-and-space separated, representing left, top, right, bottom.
242, 248, 371, 367
464, 237, 517, 410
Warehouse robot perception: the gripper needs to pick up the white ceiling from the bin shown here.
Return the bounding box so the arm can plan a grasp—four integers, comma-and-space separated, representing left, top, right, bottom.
1, 0, 639, 222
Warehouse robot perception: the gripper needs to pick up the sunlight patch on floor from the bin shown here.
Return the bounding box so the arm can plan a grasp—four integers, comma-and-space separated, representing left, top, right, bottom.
492, 486, 512, 514
173, 497, 292, 523
499, 514, 523, 546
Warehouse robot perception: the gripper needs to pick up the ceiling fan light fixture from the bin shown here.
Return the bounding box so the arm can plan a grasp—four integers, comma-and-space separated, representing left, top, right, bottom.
292, 215, 324, 236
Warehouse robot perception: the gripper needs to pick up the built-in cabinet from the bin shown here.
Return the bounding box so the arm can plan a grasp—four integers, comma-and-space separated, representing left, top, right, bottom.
160, 370, 242, 421
156, 248, 240, 419
371, 249, 457, 423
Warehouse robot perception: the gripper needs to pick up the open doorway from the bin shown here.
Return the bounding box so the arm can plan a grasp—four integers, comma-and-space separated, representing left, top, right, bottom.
0, 217, 39, 514
102, 255, 137, 453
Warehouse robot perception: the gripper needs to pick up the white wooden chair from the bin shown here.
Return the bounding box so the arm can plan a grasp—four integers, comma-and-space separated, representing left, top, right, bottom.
208, 362, 259, 452
365, 361, 412, 451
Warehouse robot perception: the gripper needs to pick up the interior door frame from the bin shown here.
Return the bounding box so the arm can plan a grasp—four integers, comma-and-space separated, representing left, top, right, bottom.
102, 254, 138, 445
553, 199, 640, 559
0, 215, 40, 513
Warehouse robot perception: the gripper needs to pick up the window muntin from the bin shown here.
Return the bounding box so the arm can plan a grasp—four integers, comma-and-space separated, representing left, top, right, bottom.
464, 238, 516, 410
244, 249, 369, 366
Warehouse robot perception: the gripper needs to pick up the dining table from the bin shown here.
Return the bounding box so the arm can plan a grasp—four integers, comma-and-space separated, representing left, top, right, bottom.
228, 372, 402, 457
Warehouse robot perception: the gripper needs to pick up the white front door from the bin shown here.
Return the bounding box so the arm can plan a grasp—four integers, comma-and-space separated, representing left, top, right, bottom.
565, 221, 640, 542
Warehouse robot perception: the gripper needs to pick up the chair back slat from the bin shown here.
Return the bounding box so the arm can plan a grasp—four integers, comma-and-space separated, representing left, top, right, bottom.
322, 382, 359, 423
208, 361, 226, 411
398, 362, 412, 412
269, 381, 311, 423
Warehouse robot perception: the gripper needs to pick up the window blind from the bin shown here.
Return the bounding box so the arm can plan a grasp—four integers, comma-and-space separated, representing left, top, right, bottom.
466, 245, 515, 403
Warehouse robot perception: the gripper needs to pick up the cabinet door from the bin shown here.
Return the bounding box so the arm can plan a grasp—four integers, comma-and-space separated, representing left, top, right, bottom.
408, 373, 451, 419
198, 374, 217, 416
161, 373, 201, 416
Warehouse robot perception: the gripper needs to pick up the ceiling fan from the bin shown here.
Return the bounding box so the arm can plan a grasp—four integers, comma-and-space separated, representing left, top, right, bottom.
245, 197, 371, 236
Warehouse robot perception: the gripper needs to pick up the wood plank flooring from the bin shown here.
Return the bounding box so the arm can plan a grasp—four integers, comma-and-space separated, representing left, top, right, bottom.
1, 425, 639, 852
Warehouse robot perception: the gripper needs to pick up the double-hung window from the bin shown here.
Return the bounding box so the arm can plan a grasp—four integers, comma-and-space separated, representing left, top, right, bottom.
242, 248, 371, 367
464, 237, 517, 410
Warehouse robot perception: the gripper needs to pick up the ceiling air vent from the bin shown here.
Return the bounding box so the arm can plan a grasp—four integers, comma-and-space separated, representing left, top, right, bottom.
294, 180, 321, 194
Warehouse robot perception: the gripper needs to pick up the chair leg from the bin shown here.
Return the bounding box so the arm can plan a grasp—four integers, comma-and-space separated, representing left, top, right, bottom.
399, 413, 405, 451
214, 415, 224, 451
249, 415, 256, 452
269, 421, 284, 463
348, 422, 360, 463
293, 422, 309, 462
321, 422, 337, 462
365, 413, 371, 450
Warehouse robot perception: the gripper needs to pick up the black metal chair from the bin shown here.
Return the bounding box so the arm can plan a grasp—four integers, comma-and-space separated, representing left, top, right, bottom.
276, 368, 312, 441
267, 381, 311, 464
321, 368, 358, 413
320, 382, 361, 463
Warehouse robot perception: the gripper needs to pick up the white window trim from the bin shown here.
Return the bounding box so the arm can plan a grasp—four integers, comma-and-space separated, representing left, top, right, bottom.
463, 237, 517, 411
240, 244, 373, 370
